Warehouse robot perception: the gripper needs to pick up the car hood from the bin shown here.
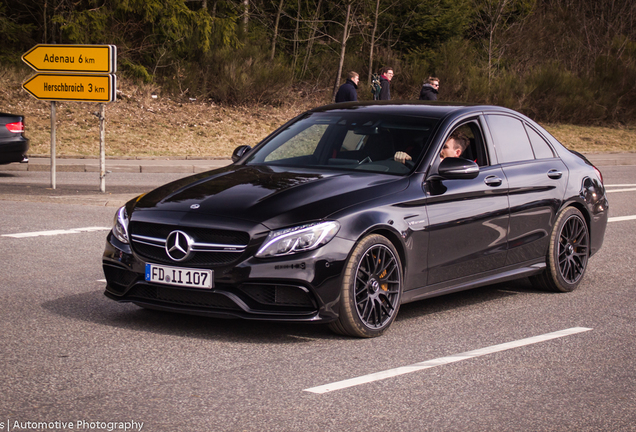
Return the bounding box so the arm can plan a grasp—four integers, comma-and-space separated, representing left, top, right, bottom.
133, 164, 408, 228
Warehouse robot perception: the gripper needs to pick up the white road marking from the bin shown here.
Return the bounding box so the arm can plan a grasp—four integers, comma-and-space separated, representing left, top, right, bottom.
1, 227, 110, 238
606, 188, 636, 193
97, 279, 107, 283
304, 327, 593, 394
608, 215, 636, 223
605, 184, 636, 193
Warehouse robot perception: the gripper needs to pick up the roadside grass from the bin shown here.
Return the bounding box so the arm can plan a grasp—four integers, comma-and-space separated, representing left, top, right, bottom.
7, 89, 312, 159
2, 67, 635, 158
543, 123, 636, 154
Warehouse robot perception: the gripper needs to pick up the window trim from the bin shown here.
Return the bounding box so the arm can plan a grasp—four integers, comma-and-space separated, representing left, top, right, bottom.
524, 122, 557, 160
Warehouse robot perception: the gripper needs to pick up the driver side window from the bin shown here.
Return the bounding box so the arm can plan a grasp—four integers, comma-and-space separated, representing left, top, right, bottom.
446, 121, 489, 167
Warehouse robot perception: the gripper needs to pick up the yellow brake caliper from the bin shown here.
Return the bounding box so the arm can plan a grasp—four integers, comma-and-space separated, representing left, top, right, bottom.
374, 253, 389, 291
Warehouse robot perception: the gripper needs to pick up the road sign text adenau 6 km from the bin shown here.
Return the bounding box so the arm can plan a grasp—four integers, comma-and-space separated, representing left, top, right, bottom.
22, 44, 116, 73
21, 44, 117, 103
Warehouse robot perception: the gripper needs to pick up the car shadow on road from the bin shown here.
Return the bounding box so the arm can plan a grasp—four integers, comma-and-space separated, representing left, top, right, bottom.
41, 278, 545, 343
41, 287, 337, 343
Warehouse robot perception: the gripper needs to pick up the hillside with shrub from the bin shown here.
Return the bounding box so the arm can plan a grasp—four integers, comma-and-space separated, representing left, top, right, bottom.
3, 64, 635, 159
2, 0, 635, 125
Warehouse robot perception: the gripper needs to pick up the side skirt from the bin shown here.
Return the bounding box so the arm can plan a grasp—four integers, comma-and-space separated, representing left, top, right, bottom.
401, 260, 546, 304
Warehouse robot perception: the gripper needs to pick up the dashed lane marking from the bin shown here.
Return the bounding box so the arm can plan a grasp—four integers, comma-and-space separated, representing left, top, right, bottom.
304, 327, 593, 394
608, 215, 636, 222
1, 227, 110, 238
605, 184, 636, 194
606, 188, 636, 193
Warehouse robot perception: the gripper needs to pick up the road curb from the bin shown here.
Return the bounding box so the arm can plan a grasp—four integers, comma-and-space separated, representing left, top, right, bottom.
0, 157, 233, 173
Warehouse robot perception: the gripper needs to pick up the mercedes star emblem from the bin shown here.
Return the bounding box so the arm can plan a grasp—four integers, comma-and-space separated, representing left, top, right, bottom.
165, 230, 194, 262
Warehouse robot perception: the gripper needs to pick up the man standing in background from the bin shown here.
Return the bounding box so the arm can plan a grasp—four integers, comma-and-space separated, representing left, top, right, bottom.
419, 76, 440, 100
379, 67, 394, 100
335, 71, 360, 102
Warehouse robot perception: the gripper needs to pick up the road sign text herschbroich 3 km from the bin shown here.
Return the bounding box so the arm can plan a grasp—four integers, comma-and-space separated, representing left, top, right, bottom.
22, 44, 117, 74
22, 73, 117, 103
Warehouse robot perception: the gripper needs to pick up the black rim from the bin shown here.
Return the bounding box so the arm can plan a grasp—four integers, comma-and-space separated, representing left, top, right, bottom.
354, 244, 401, 329
558, 215, 589, 284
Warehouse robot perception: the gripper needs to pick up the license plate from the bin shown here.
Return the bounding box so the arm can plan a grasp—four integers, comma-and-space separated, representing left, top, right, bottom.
145, 263, 213, 289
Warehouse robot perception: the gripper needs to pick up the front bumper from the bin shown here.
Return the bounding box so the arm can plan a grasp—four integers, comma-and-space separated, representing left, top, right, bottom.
102, 231, 354, 322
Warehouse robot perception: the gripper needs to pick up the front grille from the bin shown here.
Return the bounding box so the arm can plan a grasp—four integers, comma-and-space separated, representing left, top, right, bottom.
129, 221, 249, 266
103, 264, 139, 293
126, 285, 241, 310
130, 222, 249, 244
240, 284, 316, 308
132, 243, 240, 266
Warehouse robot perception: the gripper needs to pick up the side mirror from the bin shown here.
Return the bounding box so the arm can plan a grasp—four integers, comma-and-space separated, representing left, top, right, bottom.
231, 145, 252, 163
437, 157, 479, 179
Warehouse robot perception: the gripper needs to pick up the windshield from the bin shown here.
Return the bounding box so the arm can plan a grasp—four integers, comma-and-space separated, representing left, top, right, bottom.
245, 112, 438, 175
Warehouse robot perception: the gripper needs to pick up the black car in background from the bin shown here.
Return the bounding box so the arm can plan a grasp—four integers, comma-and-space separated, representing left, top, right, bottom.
103, 102, 608, 337
0, 113, 29, 164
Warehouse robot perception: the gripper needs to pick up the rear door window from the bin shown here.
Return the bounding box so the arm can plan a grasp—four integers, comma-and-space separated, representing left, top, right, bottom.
486, 115, 535, 163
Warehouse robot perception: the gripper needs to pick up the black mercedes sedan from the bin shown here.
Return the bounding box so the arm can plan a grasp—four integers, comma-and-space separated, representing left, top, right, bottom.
0, 113, 29, 164
103, 102, 608, 337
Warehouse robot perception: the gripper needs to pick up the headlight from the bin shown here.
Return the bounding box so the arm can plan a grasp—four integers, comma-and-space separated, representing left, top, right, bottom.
256, 221, 340, 258
112, 206, 130, 244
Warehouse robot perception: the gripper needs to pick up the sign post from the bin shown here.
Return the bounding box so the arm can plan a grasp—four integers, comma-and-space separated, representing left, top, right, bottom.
98, 104, 106, 192
22, 44, 117, 190
51, 101, 56, 189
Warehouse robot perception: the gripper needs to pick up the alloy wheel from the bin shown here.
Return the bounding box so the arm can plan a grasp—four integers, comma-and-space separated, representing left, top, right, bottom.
557, 214, 589, 284
354, 244, 401, 329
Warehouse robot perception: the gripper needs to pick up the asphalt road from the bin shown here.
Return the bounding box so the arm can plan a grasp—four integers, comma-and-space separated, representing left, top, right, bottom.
0, 165, 635, 432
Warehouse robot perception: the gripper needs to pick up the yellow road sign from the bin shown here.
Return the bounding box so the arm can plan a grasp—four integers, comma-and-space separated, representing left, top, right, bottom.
22, 44, 116, 73
22, 73, 117, 103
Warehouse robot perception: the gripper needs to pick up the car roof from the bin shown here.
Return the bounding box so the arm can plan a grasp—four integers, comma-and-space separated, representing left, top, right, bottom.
308, 101, 572, 159
310, 101, 519, 120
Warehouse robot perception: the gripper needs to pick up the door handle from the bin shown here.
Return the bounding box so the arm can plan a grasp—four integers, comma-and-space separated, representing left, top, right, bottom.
484, 175, 503, 187
547, 169, 563, 179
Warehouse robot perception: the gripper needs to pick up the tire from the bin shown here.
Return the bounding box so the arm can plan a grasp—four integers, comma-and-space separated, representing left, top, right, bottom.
329, 234, 403, 337
531, 207, 589, 292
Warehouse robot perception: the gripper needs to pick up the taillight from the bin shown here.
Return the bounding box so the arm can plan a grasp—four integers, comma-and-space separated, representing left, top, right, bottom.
5, 122, 24, 133
593, 166, 603, 185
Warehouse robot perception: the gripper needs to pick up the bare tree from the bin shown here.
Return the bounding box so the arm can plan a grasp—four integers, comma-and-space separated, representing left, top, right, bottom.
367, 0, 380, 84
362, 0, 405, 85
300, 0, 324, 78
292, 0, 301, 72
243, 0, 249, 31
332, 1, 353, 102
472, 0, 533, 85
270, 0, 285, 59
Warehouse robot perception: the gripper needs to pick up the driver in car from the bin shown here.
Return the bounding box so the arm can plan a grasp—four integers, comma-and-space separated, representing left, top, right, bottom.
394, 131, 469, 164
